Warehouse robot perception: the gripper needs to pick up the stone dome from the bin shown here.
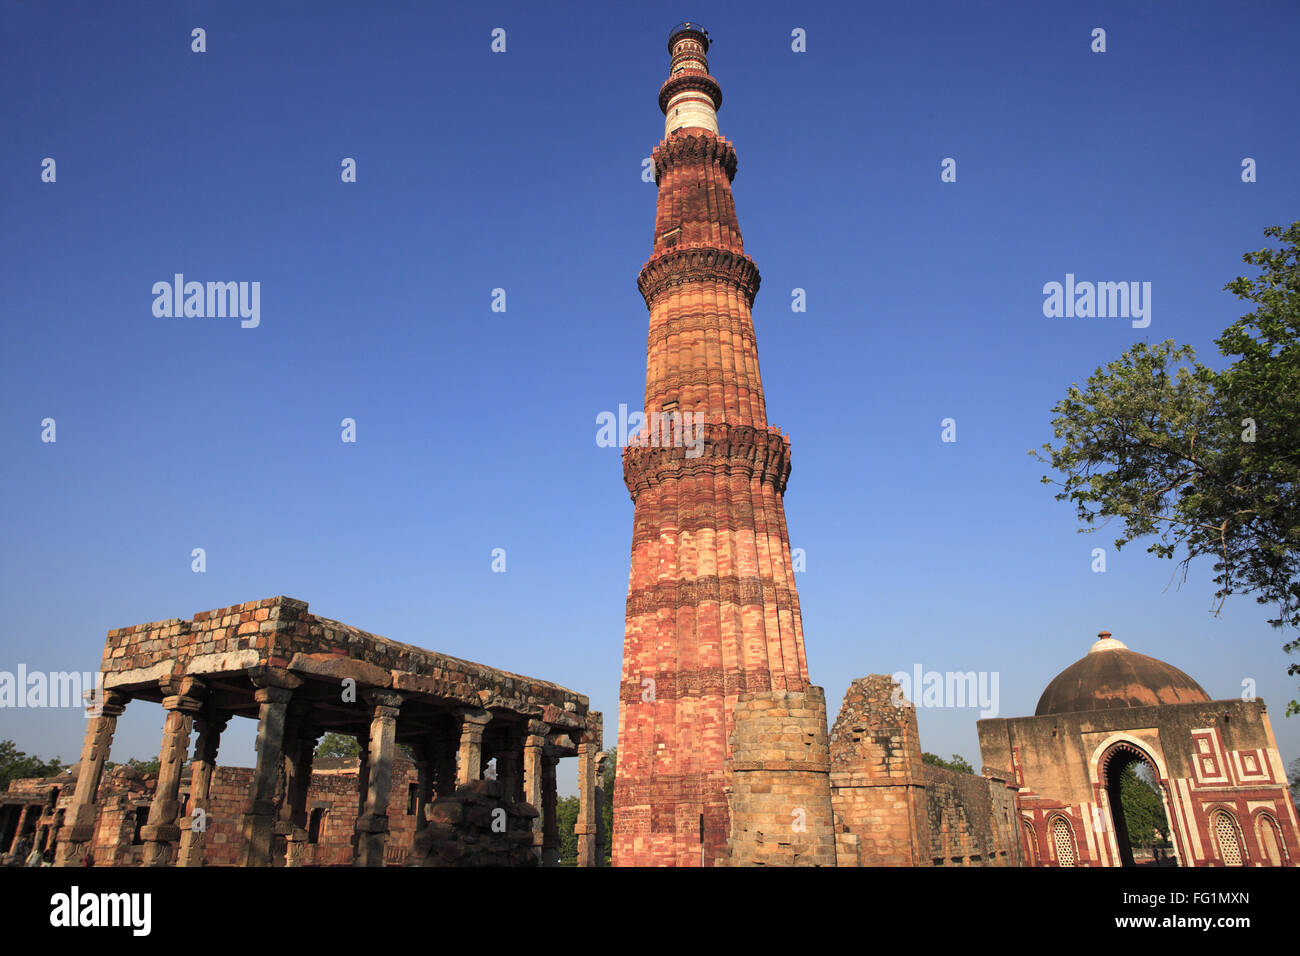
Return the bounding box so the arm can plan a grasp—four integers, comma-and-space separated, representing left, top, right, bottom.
1034, 631, 1211, 716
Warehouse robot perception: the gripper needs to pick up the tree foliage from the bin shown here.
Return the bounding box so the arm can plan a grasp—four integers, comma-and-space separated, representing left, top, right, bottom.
922, 752, 975, 775
1036, 223, 1300, 714
314, 732, 361, 760
556, 747, 617, 865
0, 740, 64, 791
601, 747, 616, 865
1116, 762, 1166, 846
557, 795, 579, 865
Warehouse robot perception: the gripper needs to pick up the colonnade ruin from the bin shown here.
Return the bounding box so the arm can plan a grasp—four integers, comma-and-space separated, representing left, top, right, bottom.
44, 596, 604, 867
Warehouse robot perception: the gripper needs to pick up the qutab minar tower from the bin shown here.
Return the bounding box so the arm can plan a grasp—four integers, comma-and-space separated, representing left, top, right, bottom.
614, 23, 836, 867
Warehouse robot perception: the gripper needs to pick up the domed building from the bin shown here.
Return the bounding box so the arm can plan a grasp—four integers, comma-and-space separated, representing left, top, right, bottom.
1034, 632, 1211, 716
978, 631, 1299, 867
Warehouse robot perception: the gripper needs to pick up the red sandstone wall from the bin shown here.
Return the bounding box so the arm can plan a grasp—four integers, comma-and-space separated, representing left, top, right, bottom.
5, 756, 427, 866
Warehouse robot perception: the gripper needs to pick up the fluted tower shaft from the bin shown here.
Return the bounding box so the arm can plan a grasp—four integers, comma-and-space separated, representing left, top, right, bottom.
613, 24, 817, 867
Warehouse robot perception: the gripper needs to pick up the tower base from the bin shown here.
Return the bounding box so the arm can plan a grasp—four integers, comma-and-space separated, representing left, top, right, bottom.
724, 686, 837, 866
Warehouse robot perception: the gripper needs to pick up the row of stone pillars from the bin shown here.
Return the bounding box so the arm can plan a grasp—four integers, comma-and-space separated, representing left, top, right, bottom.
55, 671, 601, 867
2, 801, 51, 861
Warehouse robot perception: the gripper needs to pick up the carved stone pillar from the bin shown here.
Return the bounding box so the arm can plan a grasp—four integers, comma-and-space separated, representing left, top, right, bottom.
576, 740, 598, 866
11, 805, 36, 855
494, 724, 524, 804
47, 809, 65, 854
177, 707, 229, 867
141, 677, 205, 866
54, 691, 128, 866
1, 805, 21, 855
348, 734, 369, 862
239, 673, 300, 866
356, 690, 403, 867
455, 708, 492, 785
281, 713, 321, 868
542, 750, 561, 866
594, 751, 609, 866
433, 729, 458, 797
523, 720, 549, 862
411, 739, 433, 831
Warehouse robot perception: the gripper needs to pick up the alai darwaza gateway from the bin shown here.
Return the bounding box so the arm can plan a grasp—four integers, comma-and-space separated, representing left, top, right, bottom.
979, 631, 1300, 866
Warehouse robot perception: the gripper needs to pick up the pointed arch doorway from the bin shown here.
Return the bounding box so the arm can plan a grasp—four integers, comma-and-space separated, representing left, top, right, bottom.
1097, 740, 1180, 866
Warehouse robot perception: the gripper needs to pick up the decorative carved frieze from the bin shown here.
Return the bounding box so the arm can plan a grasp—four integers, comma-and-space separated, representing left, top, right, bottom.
622, 422, 791, 499
650, 129, 736, 182
637, 246, 760, 308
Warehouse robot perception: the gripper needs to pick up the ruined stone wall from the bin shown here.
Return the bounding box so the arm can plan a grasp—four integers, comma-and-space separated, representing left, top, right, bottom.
724, 687, 836, 866
407, 779, 538, 867
199, 767, 254, 865
829, 675, 1024, 867
828, 675, 928, 866
7, 755, 428, 866
986, 771, 1025, 866
920, 764, 1022, 866
196, 759, 422, 866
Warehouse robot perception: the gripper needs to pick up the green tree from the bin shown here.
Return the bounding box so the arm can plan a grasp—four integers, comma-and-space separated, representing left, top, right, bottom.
1117, 763, 1166, 846
314, 732, 361, 759
557, 748, 616, 865
0, 740, 64, 791
1036, 223, 1300, 714
556, 795, 580, 865
922, 752, 974, 775
601, 747, 616, 865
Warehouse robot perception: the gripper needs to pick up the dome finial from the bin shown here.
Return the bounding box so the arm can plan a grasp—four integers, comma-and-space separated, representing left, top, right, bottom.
1089, 630, 1127, 654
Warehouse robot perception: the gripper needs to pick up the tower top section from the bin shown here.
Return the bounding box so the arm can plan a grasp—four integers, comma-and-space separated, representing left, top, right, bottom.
660, 22, 722, 138
668, 21, 710, 55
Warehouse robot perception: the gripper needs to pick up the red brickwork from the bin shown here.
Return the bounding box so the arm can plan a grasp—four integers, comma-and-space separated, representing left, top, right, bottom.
8, 756, 428, 867
614, 26, 817, 867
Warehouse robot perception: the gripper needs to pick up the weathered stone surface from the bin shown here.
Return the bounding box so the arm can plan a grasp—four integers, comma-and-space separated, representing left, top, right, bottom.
40, 596, 602, 868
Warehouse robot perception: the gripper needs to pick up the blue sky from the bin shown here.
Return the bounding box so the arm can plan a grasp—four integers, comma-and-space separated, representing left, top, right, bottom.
3, 0, 1299, 794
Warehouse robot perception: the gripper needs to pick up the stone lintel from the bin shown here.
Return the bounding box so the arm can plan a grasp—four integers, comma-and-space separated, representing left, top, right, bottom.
247, 666, 304, 691
456, 707, 492, 726
287, 653, 392, 689
181, 650, 262, 678
102, 661, 174, 693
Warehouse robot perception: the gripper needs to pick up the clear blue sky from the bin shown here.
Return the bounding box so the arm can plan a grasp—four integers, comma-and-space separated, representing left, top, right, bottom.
3, 0, 1299, 794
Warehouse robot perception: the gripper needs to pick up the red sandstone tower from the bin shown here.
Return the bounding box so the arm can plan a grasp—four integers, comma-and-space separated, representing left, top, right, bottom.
614, 24, 834, 867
